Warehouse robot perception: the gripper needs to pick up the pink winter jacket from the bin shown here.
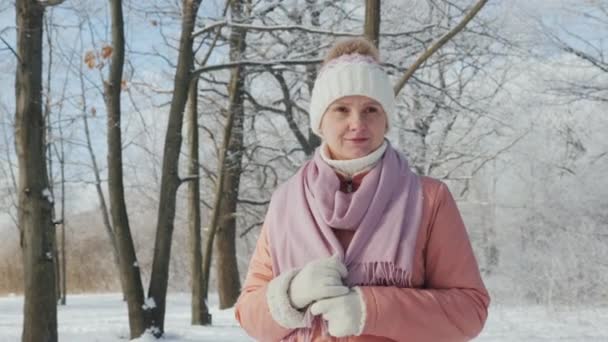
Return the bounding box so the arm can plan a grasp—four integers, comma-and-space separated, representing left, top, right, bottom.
235, 176, 490, 342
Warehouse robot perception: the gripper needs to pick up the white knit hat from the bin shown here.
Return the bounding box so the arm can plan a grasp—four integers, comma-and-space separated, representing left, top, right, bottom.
309, 53, 395, 137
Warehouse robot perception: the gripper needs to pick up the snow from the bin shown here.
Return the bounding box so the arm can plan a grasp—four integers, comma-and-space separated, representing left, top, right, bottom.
0, 293, 606, 341
42, 187, 54, 204
478, 305, 608, 341
142, 297, 156, 310
0, 293, 251, 342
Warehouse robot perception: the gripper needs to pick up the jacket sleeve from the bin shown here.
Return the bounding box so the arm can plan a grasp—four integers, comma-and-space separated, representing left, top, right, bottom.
234, 222, 295, 341
359, 182, 490, 342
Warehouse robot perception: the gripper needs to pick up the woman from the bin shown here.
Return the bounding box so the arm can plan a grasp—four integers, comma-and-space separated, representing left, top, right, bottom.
235, 37, 490, 342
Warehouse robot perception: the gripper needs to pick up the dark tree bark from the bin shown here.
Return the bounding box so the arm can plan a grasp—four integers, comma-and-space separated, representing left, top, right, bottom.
186, 78, 209, 324
82, 94, 123, 295
214, 0, 249, 310
146, 0, 203, 335
364, 0, 380, 47
42, 14, 62, 305
15, 0, 57, 341
201, 1, 249, 315
305, 0, 322, 152
104, 0, 146, 338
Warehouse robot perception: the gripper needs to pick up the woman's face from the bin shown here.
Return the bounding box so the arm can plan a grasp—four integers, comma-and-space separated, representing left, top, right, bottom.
319, 95, 387, 160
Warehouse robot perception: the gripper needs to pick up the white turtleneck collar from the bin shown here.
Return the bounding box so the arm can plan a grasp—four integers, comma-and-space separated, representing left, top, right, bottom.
320, 140, 388, 178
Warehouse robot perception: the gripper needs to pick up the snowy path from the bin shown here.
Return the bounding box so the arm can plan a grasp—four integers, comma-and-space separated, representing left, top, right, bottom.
1, 293, 606, 341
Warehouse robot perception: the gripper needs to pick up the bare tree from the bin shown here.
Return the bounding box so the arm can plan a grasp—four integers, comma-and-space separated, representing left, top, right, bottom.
393, 0, 488, 94
40, 8, 70, 306
0, 106, 18, 229
212, 0, 251, 310
42, 11, 62, 304
185, 0, 228, 325
146, 0, 203, 335
542, 2, 608, 104
185, 77, 209, 324
78, 31, 123, 296
104, 0, 147, 337
305, 0, 322, 150
15, 0, 63, 340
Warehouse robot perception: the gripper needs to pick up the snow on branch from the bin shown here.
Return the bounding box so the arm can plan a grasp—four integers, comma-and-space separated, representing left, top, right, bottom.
42, 188, 54, 204
180, 174, 200, 184
193, 21, 357, 38
394, 0, 489, 95
38, 0, 65, 6
193, 21, 435, 39
192, 58, 322, 77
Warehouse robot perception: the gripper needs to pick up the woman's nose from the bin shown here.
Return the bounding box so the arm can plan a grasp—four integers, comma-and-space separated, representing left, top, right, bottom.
348, 113, 365, 130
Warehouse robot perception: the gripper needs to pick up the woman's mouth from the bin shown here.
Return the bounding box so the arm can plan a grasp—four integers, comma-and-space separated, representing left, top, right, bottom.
346, 137, 369, 143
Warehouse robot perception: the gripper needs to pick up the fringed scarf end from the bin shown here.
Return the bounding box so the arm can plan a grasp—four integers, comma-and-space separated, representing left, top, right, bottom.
347, 261, 413, 288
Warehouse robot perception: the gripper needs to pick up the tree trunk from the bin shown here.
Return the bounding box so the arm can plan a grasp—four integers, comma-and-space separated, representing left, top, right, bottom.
83, 110, 123, 293
364, 0, 381, 47
201, 24, 247, 321
42, 14, 62, 305
78, 53, 123, 297
214, 0, 249, 310
306, 0, 321, 151
147, 0, 203, 335
47, 13, 68, 303
15, 1, 57, 341
186, 78, 210, 324
105, 0, 147, 338
57, 93, 67, 306
59, 159, 66, 305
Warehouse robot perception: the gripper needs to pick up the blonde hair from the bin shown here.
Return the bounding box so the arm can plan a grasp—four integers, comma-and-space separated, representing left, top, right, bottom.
323, 37, 380, 65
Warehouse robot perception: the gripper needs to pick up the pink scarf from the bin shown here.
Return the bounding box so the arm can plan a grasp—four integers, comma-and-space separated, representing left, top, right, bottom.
266, 142, 423, 339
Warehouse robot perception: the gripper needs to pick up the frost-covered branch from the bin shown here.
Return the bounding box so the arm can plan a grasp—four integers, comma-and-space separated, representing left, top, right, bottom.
193, 21, 358, 38
38, 0, 65, 7
394, 0, 489, 95
193, 21, 436, 39
192, 58, 322, 77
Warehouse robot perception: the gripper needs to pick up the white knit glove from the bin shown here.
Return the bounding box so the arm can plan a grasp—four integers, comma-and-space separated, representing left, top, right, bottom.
289, 255, 349, 309
310, 287, 366, 337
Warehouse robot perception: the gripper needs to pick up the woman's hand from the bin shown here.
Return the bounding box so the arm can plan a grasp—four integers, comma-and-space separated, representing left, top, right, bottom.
288, 255, 349, 309
310, 287, 365, 337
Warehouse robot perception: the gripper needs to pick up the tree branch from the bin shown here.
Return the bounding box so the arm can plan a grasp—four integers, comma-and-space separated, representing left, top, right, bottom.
193, 58, 322, 77
271, 71, 313, 155
193, 21, 359, 38
239, 221, 264, 238
38, 0, 65, 7
237, 198, 270, 206
180, 175, 200, 184
0, 35, 21, 64
394, 0, 489, 95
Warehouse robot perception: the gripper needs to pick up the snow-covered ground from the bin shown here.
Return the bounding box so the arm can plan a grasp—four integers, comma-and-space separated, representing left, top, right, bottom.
0, 293, 606, 341
0, 293, 249, 342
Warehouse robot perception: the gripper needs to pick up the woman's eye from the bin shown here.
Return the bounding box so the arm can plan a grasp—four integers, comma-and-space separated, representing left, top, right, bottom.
333, 106, 348, 113
365, 106, 378, 113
